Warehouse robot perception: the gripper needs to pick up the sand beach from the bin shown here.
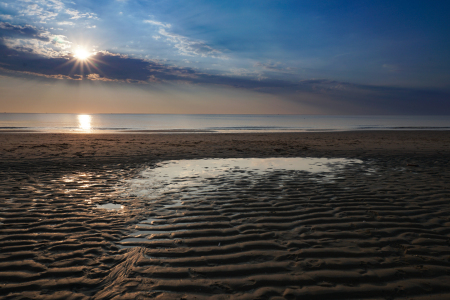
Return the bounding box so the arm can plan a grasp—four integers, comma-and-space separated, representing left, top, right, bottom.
1, 131, 450, 299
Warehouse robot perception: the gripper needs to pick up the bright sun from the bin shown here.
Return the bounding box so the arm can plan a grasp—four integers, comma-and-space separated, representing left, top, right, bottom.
73, 48, 92, 60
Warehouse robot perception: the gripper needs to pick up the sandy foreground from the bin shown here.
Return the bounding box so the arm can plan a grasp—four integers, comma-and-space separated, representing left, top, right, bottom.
1, 131, 450, 299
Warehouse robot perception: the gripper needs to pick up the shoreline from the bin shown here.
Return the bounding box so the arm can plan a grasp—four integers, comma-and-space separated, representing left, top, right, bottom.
2, 131, 450, 164
2, 128, 450, 133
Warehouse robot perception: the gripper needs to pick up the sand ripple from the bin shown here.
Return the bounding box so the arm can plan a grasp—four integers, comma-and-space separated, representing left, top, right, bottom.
109, 158, 450, 299
1, 156, 450, 299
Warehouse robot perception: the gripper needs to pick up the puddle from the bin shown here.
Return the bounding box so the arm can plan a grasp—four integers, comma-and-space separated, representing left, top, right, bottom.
96, 203, 123, 210
120, 237, 149, 243
122, 157, 363, 201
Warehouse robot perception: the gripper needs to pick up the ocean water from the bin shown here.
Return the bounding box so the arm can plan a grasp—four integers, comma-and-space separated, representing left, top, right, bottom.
0, 113, 449, 133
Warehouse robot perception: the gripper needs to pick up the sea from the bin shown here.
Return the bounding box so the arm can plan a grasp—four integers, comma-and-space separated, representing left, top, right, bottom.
0, 113, 449, 133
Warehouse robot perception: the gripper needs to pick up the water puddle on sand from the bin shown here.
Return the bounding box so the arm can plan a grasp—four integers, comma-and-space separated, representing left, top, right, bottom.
122, 157, 363, 199
96, 203, 123, 210
117, 157, 364, 248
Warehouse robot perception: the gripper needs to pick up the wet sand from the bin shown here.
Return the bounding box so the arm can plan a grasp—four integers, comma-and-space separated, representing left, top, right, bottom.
1, 131, 450, 299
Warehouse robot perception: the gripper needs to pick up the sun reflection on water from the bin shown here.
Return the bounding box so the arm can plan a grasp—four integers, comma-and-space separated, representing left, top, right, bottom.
78, 114, 92, 131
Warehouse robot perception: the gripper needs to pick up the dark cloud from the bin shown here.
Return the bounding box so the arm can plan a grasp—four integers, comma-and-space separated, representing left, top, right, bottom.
0, 37, 291, 87
0, 22, 50, 41
0, 43, 202, 82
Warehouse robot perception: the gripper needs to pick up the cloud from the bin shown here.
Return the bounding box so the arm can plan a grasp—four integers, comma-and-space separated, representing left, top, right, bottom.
0, 22, 72, 58
143, 20, 171, 28
13, 0, 96, 23
65, 8, 98, 20
50, 35, 71, 49
227, 68, 266, 81
37, 0, 64, 11
3, 37, 68, 57
57, 21, 75, 26
17, 0, 64, 22
0, 14, 13, 20
20, 4, 57, 22
86, 73, 120, 82
0, 40, 207, 82
144, 19, 224, 58
0, 22, 50, 41
0, 35, 249, 86
0, 68, 82, 80
255, 61, 293, 72
158, 28, 224, 58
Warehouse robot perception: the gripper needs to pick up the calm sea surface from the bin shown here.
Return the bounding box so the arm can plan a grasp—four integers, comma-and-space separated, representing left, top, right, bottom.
0, 114, 449, 133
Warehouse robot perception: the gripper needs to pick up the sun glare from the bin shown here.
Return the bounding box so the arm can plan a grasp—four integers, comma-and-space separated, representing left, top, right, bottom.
73, 48, 92, 60
78, 114, 92, 131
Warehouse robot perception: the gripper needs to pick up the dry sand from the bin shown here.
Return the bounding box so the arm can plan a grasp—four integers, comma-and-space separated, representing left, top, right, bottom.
1, 131, 450, 299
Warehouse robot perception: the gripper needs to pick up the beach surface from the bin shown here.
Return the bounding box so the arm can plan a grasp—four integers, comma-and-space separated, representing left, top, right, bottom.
1, 131, 450, 299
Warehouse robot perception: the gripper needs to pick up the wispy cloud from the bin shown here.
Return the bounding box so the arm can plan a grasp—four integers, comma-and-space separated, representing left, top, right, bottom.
19, 3, 58, 22
0, 14, 13, 20
13, 0, 96, 23
57, 21, 75, 26
226, 68, 266, 81
65, 8, 98, 20
0, 67, 82, 80
15, 0, 64, 22
158, 28, 224, 58
36, 0, 64, 11
255, 61, 293, 72
143, 20, 171, 28
144, 19, 225, 58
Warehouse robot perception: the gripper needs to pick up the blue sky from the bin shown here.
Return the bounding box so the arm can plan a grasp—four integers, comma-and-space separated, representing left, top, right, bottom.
0, 0, 449, 114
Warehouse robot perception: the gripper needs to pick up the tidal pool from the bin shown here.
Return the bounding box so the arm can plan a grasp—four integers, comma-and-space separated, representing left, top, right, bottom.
122, 157, 363, 200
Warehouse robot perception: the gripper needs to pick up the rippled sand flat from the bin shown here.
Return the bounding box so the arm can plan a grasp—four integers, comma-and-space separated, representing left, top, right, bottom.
1, 131, 450, 299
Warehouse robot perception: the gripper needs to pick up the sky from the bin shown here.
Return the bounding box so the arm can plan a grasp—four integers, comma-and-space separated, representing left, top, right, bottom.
0, 0, 449, 114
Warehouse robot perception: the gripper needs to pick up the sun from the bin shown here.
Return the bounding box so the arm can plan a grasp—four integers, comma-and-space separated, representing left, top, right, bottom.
62, 45, 101, 76
73, 47, 92, 60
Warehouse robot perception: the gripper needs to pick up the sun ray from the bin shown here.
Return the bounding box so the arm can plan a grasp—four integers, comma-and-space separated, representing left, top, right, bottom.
55, 46, 109, 80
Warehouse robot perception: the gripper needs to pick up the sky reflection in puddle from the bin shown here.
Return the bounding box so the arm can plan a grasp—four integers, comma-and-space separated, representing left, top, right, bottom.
123, 157, 363, 201
96, 203, 123, 210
